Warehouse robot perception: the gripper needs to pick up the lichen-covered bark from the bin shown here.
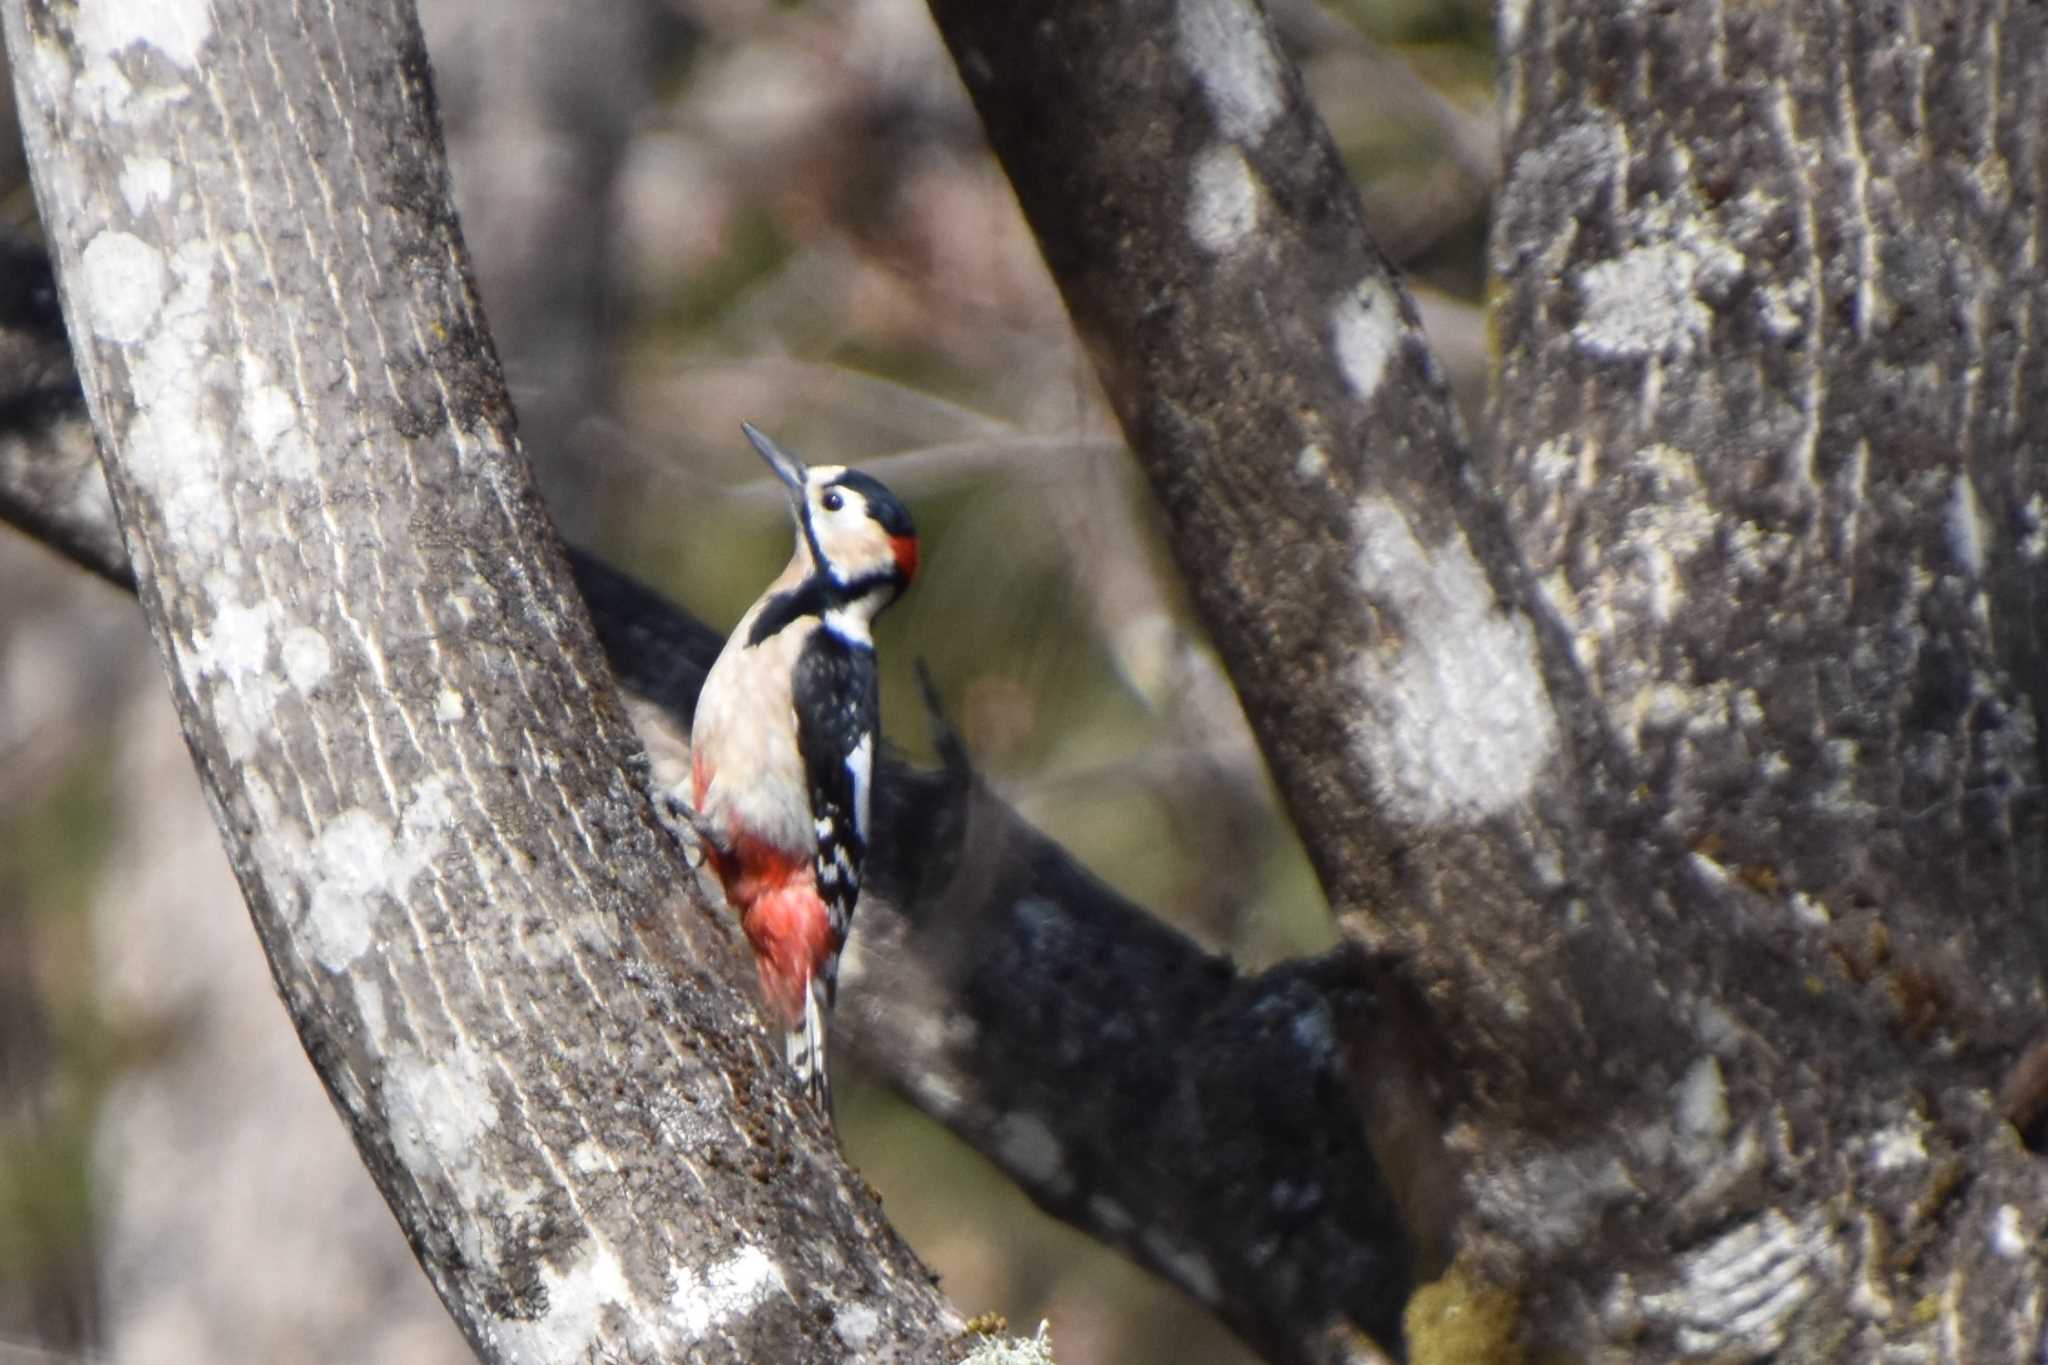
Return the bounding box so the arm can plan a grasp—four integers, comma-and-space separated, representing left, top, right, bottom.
933, 0, 2048, 1358
1, 2, 955, 1360
1484, 1, 2048, 1357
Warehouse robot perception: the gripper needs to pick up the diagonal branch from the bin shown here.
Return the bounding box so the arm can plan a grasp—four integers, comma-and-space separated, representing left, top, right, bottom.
1, 225, 1419, 1362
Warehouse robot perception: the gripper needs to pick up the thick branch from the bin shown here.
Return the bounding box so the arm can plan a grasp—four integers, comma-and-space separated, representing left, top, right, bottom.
3, 3, 954, 1360
931, 0, 2048, 1358
923, 0, 1664, 1132
1, 235, 1418, 1362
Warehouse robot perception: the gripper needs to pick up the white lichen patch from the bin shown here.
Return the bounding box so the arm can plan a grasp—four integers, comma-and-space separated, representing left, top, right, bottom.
1862, 1120, 1928, 1175
1187, 143, 1261, 254
1523, 434, 1594, 502
1174, 0, 1285, 143
832, 1303, 882, 1350
1946, 472, 1986, 577
1608, 444, 1717, 625
1991, 1204, 2027, 1259
1348, 498, 1558, 824
74, 0, 215, 70
77, 230, 166, 345
117, 155, 174, 215
1675, 1056, 1730, 1147
959, 1321, 1055, 1365
1498, 0, 1530, 50
189, 590, 287, 761
280, 626, 332, 692
495, 1241, 634, 1365
993, 1112, 1073, 1198
436, 687, 467, 722
2019, 493, 2047, 562
1331, 277, 1402, 402
671, 1244, 789, 1337
117, 238, 233, 553
385, 1040, 498, 1180
355, 975, 389, 1051
302, 780, 454, 969
1468, 1142, 1637, 1256
191, 593, 277, 681
240, 349, 314, 479
1573, 233, 1737, 361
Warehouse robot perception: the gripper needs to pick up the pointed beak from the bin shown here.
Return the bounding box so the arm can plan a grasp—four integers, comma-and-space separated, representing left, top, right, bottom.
741, 423, 807, 512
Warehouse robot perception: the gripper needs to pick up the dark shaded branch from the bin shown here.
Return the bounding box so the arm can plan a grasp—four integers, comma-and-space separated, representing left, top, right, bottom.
0, 233, 129, 591
2, 234, 1417, 1363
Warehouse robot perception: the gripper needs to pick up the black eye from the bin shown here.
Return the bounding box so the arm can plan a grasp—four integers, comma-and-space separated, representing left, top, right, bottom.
822, 490, 844, 512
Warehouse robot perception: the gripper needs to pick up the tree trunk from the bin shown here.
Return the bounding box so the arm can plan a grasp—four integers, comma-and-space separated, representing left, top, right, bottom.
1, 1, 958, 1359
930, 0, 2048, 1357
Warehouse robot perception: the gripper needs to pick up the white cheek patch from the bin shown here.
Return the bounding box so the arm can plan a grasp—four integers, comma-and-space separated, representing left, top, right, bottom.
847, 734, 874, 845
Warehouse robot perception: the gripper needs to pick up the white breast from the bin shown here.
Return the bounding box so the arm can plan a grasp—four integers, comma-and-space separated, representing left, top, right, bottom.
690, 606, 813, 856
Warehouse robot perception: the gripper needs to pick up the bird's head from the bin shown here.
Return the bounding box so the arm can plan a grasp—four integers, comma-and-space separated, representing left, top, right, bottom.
744, 423, 918, 607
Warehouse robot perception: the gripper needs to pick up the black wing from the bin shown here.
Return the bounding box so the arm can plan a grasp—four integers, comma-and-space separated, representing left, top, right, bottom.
791, 627, 880, 999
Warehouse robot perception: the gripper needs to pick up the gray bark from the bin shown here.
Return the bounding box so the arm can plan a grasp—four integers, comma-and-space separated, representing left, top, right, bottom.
1, 1, 957, 1361
930, 0, 2048, 1359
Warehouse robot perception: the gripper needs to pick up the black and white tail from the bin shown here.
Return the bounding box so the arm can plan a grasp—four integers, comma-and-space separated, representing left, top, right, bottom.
786, 972, 832, 1115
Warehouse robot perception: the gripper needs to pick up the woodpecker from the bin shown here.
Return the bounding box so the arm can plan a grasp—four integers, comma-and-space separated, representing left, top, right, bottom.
679, 423, 918, 1116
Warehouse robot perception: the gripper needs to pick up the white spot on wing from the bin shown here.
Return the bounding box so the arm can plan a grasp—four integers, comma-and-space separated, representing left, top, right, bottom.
1175, 0, 1285, 143
1349, 498, 1558, 823
1188, 143, 1260, 253
846, 733, 874, 844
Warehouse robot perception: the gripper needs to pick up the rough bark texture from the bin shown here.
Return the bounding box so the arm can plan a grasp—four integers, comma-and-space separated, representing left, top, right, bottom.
2, 2, 957, 1361
0, 243, 1421, 1365
932, 0, 2048, 1359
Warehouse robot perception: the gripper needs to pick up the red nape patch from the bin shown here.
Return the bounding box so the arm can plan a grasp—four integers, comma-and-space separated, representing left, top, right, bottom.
890, 534, 919, 583
741, 882, 837, 1027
